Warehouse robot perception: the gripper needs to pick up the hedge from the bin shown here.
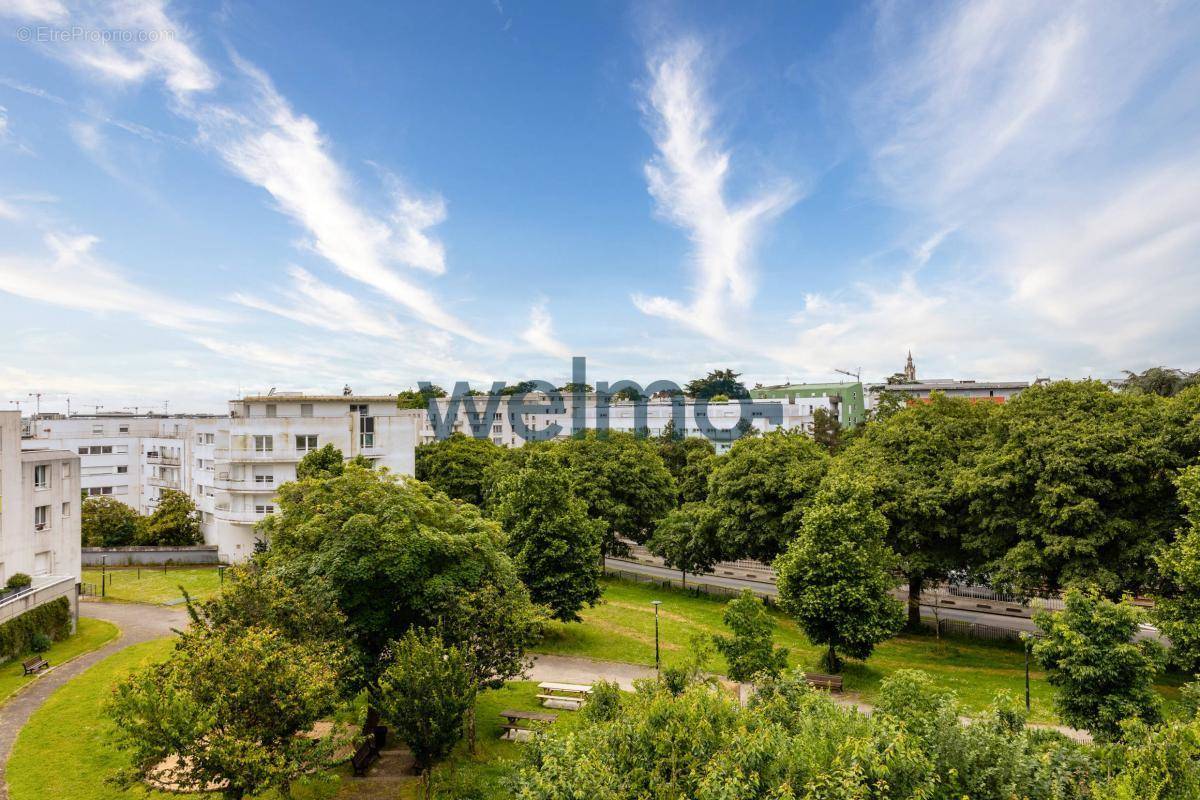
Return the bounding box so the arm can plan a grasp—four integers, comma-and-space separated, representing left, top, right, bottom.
0, 597, 71, 664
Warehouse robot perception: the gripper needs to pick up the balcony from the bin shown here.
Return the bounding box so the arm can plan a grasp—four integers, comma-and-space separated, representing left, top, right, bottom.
213, 448, 299, 463
145, 452, 181, 466
147, 476, 181, 490
213, 507, 272, 525
211, 475, 277, 493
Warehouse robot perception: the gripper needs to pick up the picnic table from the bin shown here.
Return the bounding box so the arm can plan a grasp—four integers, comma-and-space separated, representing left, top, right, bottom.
537, 681, 593, 710
498, 709, 558, 740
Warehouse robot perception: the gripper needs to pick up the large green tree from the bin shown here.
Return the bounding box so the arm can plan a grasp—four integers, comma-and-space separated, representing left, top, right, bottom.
376, 629, 476, 799
1121, 366, 1199, 397
656, 424, 717, 504
81, 496, 141, 547
960, 381, 1177, 596
684, 368, 750, 400
829, 394, 994, 628
259, 465, 537, 728
706, 429, 828, 562
396, 384, 447, 409
491, 451, 604, 622
1033, 587, 1165, 742
296, 443, 345, 480
775, 476, 904, 672
138, 489, 202, 546
1153, 465, 1200, 672
646, 502, 723, 585
415, 432, 504, 507
108, 625, 345, 799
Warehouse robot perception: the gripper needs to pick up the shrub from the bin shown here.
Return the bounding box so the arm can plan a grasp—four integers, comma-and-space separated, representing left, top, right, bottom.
583, 680, 622, 723
30, 632, 52, 653
0, 597, 70, 662
6, 573, 32, 591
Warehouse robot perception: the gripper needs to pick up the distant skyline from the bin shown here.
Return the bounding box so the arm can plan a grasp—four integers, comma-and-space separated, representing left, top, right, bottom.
2, 1, 1199, 414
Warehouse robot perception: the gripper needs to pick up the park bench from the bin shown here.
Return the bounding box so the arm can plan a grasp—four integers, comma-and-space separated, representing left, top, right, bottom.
350, 738, 378, 776
498, 709, 558, 740
536, 681, 592, 710
803, 672, 844, 693
22, 656, 49, 675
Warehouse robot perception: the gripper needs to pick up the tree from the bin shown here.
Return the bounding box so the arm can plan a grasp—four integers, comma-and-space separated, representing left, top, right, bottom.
810, 407, 842, 453
375, 629, 476, 799
296, 443, 344, 480
499, 380, 540, 396
706, 429, 829, 562
81, 496, 141, 547
829, 394, 994, 629
260, 465, 537, 731
554, 432, 676, 555
960, 381, 1177, 596
646, 503, 722, 586
1096, 716, 1200, 800
108, 625, 345, 799
138, 489, 202, 546
1121, 366, 1199, 397
396, 384, 447, 409
558, 382, 594, 393
1154, 466, 1200, 671
1033, 587, 1165, 742
656, 427, 717, 504
775, 476, 904, 672
491, 451, 604, 622
610, 386, 644, 402
415, 433, 504, 506
684, 368, 750, 399
713, 589, 788, 682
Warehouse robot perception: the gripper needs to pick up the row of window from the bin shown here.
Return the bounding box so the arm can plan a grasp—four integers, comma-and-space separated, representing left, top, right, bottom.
77, 444, 129, 455
252, 434, 320, 453
33, 502, 71, 530
32, 462, 72, 489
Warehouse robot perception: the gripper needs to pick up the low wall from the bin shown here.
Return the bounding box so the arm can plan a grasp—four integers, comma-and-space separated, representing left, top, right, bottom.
82, 545, 222, 566
0, 575, 78, 634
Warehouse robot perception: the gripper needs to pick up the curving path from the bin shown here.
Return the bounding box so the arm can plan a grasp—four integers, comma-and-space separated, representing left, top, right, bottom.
0, 601, 186, 800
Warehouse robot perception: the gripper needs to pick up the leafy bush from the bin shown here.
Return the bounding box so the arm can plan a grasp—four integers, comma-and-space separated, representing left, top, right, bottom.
583, 680, 622, 723
30, 632, 52, 653
0, 597, 70, 662
6, 573, 32, 590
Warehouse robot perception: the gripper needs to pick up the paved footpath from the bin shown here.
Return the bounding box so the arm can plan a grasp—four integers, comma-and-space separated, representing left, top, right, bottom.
0, 602, 186, 800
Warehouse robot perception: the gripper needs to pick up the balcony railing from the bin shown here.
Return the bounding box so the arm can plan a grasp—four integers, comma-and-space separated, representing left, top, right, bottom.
147, 476, 181, 490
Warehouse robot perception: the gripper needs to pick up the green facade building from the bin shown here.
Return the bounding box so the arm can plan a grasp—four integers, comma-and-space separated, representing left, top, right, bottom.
750, 382, 867, 428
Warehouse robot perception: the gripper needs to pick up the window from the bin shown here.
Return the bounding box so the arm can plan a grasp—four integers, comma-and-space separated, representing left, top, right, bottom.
493, 437, 503, 445
254, 435, 273, 453
300, 403, 313, 418
494, 412, 502, 420
116, 465, 128, 474
198, 433, 204, 444
265, 404, 277, 418
296, 435, 318, 453
119, 425, 129, 433
254, 474, 274, 485
62, 502, 71, 517
492, 424, 503, 433
255, 504, 276, 515
92, 425, 103, 434
87, 486, 114, 496
34, 505, 49, 530
62, 462, 71, 478
351, 404, 374, 448
34, 464, 49, 489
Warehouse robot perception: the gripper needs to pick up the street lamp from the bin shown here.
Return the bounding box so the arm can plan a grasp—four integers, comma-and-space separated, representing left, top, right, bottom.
651, 600, 662, 674
1020, 632, 1033, 712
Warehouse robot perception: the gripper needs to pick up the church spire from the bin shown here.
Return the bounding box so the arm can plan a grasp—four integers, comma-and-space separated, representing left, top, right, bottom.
904, 350, 917, 382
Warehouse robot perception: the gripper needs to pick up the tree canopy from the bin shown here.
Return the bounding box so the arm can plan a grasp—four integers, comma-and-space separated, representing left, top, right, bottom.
415, 432, 504, 506
706, 429, 828, 562
646, 502, 723, 583
396, 384, 447, 409
712, 589, 788, 682
1121, 366, 1200, 397
684, 368, 750, 399
1153, 465, 1200, 672
296, 443, 345, 480
138, 489, 202, 546
81, 496, 141, 547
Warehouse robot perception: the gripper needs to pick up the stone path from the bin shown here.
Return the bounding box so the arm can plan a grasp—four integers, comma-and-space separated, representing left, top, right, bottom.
0, 601, 186, 800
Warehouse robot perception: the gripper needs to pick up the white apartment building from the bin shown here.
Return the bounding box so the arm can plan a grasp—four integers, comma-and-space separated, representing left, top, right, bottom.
24, 396, 423, 562
1, 411, 81, 625
419, 393, 835, 453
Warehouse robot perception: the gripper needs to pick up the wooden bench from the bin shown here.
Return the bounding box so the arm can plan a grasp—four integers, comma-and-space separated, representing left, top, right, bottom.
499, 709, 558, 740
350, 738, 377, 776
803, 672, 844, 693
537, 681, 592, 709
22, 657, 49, 676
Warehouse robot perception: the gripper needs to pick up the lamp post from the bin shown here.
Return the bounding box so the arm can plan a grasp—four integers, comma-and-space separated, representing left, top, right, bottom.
1020, 632, 1032, 712
651, 600, 662, 674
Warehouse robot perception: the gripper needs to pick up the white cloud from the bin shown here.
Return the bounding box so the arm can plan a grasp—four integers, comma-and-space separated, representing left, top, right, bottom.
520, 300, 572, 359
2, 0, 216, 99
633, 37, 798, 336
0, 232, 223, 332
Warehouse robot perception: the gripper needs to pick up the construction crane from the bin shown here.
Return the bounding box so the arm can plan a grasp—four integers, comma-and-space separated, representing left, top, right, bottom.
27, 392, 43, 417
834, 367, 862, 382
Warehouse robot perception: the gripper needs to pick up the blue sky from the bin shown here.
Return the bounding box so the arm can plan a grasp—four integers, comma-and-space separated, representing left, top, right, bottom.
2, 0, 1199, 413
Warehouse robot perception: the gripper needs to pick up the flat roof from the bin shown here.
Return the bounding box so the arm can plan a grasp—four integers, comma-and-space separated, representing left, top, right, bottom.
752, 382, 861, 392
866, 381, 1029, 391
235, 395, 398, 403
21, 448, 77, 462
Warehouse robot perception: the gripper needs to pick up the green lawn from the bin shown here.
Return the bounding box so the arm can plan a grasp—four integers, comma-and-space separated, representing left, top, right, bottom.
0, 617, 119, 706
534, 577, 1185, 724
81, 566, 225, 605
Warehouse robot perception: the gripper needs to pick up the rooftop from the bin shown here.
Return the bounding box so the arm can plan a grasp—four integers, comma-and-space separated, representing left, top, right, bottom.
866, 380, 1030, 391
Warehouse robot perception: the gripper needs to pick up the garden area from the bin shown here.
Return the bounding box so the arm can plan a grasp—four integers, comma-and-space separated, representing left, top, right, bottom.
81, 566, 226, 605
0, 617, 118, 705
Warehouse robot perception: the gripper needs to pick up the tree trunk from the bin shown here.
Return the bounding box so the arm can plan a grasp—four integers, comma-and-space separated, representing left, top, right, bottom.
681, 569, 687, 588
824, 645, 840, 673
907, 573, 923, 631
424, 767, 432, 800
467, 706, 477, 754
363, 704, 381, 741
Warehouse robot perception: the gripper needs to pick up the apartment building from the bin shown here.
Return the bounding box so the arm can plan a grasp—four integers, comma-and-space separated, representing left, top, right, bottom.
418, 393, 835, 453
0, 411, 81, 625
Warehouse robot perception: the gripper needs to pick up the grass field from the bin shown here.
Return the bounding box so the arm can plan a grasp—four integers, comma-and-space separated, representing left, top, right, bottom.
81, 566, 225, 605
0, 618, 119, 706
535, 577, 1187, 723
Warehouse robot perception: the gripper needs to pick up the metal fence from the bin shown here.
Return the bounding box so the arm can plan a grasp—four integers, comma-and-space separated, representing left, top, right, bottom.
922, 616, 1024, 643
604, 565, 775, 602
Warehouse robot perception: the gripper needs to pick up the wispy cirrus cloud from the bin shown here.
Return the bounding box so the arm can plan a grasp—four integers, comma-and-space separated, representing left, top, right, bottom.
0, 232, 224, 332
632, 37, 798, 338
520, 299, 572, 359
